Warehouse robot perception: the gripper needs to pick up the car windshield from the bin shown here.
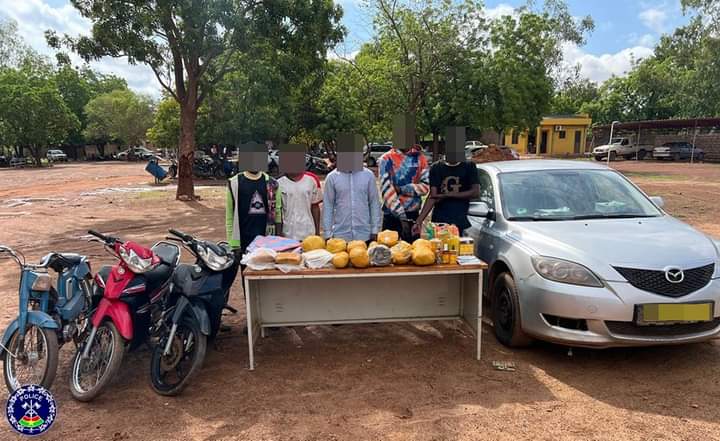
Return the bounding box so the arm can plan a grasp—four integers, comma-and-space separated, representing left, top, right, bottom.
499, 169, 662, 221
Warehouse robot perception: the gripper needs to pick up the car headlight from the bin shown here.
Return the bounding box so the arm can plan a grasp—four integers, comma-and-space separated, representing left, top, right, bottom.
712, 239, 720, 279
197, 243, 233, 271
119, 246, 155, 273
531, 256, 603, 287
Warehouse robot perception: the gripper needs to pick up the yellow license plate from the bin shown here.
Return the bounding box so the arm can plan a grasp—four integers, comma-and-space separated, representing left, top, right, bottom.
640, 303, 713, 323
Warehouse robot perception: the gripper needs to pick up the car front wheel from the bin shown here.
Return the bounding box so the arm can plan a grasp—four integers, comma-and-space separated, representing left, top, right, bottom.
492, 272, 533, 347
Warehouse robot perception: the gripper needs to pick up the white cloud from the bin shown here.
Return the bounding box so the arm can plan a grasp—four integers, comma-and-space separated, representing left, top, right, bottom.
562, 42, 654, 83
0, 0, 162, 98
483, 3, 516, 20
629, 32, 657, 47
639, 6, 669, 33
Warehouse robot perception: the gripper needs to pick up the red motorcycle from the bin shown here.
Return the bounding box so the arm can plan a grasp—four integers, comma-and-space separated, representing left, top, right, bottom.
68, 230, 194, 402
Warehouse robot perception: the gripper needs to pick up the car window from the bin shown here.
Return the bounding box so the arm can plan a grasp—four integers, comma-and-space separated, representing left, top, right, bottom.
498, 170, 661, 220
476, 169, 495, 210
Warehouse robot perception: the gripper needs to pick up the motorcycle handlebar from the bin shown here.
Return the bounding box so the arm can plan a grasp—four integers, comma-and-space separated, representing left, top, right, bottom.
168, 229, 193, 242
87, 230, 117, 244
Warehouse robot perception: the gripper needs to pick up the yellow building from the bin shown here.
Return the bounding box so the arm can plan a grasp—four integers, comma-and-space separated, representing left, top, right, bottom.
504, 114, 592, 156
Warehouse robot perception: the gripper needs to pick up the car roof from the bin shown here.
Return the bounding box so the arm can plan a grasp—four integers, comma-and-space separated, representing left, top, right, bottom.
477, 159, 609, 174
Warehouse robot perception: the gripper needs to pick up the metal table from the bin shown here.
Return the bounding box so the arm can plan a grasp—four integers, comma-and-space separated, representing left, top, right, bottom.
242, 263, 487, 370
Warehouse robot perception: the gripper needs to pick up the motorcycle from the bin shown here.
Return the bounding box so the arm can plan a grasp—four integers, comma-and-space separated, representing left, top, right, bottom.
167, 158, 178, 179
149, 229, 237, 395
0, 246, 93, 391
193, 156, 225, 179
68, 230, 194, 402
305, 154, 331, 174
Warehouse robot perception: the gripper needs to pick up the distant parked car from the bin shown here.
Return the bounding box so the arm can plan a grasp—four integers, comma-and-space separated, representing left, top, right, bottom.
117, 147, 156, 161
10, 157, 30, 167
468, 160, 720, 349
0, 154, 7, 167
365, 143, 393, 167
465, 141, 486, 149
592, 136, 653, 161
653, 142, 704, 161
46, 149, 68, 162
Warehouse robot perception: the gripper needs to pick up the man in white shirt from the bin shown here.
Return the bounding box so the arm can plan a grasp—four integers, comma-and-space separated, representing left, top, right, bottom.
278, 145, 322, 240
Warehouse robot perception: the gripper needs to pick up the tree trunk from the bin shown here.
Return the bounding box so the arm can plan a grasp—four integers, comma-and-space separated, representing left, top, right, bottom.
432, 131, 439, 162
31, 145, 42, 167
176, 102, 198, 200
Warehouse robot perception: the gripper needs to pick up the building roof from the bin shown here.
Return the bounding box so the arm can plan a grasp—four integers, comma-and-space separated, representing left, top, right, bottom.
594, 117, 720, 131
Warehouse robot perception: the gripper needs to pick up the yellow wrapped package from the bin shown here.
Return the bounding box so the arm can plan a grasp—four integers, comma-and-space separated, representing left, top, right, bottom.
413, 238, 433, 251
391, 241, 413, 265
412, 246, 435, 266
326, 238, 347, 253
302, 235, 325, 252
378, 230, 399, 247
332, 251, 349, 269
349, 247, 370, 268
347, 240, 367, 253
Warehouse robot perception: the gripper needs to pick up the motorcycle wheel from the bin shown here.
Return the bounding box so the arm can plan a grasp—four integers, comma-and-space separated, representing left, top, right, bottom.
3, 325, 59, 392
150, 316, 207, 396
69, 320, 125, 402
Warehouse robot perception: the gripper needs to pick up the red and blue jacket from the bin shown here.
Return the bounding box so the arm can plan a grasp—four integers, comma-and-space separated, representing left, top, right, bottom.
378, 146, 430, 220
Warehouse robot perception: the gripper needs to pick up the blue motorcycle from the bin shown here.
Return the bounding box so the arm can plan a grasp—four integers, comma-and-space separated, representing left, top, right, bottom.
0, 245, 93, 391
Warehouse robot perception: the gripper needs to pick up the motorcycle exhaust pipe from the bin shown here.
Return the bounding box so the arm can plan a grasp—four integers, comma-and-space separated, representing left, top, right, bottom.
163, 323, 178, 356
81, 325, 98, 359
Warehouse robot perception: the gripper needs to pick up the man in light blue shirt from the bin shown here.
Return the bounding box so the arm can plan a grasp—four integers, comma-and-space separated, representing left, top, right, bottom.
322, 134, 382, 241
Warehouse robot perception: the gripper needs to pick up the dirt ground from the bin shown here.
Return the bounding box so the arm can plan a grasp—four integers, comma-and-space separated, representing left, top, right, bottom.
1, 160, 719, 441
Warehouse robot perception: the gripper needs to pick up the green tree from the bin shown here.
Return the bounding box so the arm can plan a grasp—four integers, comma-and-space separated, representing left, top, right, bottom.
0, 18, 34, 69
49, 0, 344, 200
84, 89, 154, 153
551, 69, 599, 115
0, 67, 79, 165
485, 2, 594, 138
147, 97, 181, 150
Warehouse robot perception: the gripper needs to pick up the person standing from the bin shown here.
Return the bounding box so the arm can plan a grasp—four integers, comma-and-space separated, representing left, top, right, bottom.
278, 172, 322, 240
378, 143, 429, 242
226, 170, 283, 255
413, 158, 480, 236
322, 158, 382, 242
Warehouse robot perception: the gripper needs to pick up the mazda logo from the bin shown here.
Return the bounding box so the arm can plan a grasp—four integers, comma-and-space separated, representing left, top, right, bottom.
665, 267, 685, 284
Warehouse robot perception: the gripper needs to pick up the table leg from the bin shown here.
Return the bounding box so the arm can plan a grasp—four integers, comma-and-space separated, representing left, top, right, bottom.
477, 272, 483, 361
244, 277, 255, 370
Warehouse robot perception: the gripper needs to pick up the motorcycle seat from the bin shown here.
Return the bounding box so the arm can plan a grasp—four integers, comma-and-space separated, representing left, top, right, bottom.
57, 253, 85, 265
144, 262, 174, 288
151, 242, 180, 266
41, 252, 85, 271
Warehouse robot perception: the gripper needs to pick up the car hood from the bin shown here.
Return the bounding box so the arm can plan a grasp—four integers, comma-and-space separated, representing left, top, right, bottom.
506, 216, 718, 281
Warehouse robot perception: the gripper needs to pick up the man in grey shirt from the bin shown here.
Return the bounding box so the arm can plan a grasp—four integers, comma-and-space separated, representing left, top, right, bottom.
322, 135, 382, 241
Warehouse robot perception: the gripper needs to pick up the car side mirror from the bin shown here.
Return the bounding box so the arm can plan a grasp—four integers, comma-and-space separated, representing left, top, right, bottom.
650, 196, 665, 209
468, 201, 491, 218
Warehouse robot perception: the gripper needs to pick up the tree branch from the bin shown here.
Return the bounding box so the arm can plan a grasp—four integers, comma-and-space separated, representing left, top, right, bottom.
149, 63, 178, 101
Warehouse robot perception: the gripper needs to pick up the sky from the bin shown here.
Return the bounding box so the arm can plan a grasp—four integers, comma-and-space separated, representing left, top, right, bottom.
0, 0, 695, 98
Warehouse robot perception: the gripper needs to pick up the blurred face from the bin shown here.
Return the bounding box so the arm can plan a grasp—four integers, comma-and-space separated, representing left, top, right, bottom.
279, 144, 306, 176
238, 142, 267, 172
336, 133, 364, 172
393, 113, 416, 152
445, 126, 466, 163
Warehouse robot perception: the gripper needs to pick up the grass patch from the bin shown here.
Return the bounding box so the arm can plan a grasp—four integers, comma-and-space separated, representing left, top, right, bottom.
196, 187, 225, 200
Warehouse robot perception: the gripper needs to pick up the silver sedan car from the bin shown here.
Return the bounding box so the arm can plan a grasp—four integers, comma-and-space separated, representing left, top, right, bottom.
466, 160, 720, 348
